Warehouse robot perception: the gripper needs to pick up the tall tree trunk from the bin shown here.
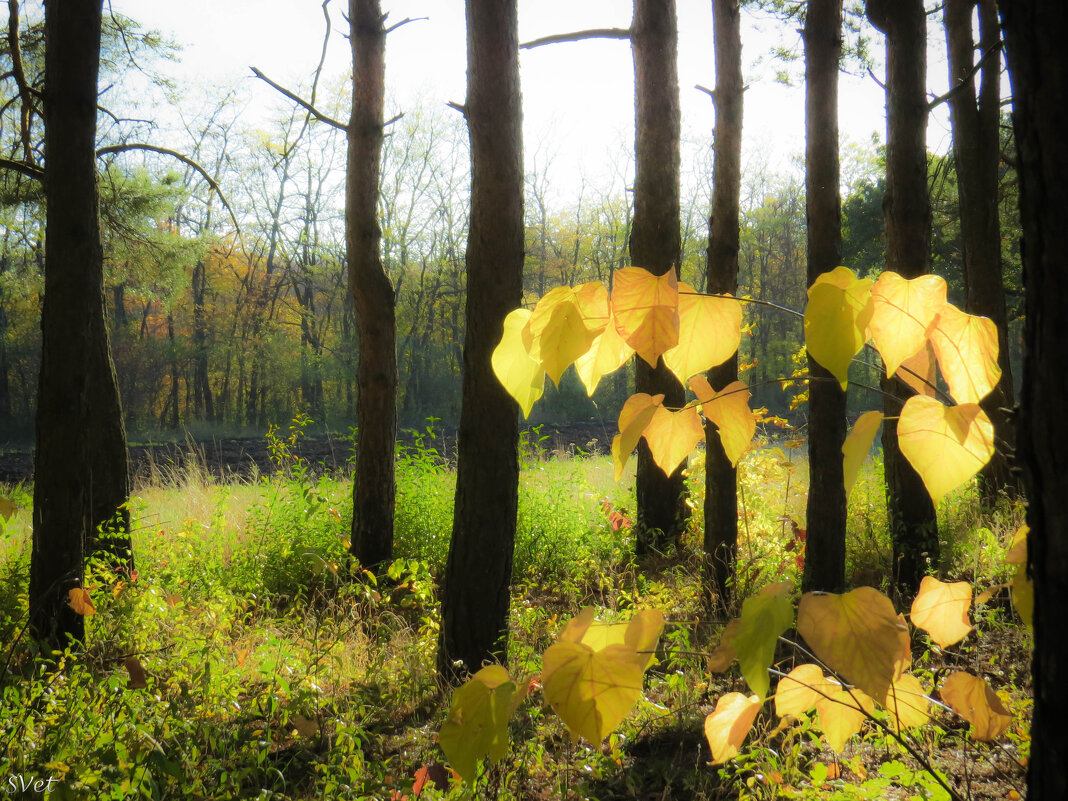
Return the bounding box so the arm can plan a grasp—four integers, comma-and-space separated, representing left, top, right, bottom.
802, 0, 847, 593
704, 0, 743, 608
347, 0, 397, 570
999, 5, 1068, 798
437, 0, 523, 680
945, 0, 1016, 503
631, 0, 687, 553
31, 0, 121, 646
867, 0, 938, 600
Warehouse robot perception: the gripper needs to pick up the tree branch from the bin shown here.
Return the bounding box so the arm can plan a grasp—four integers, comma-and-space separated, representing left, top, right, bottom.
96, 143, 240, 234
0, 156, 43, 181
927, 42, 1001, 111
249, 67, 348, 132
520, 28, 631, 49
385, 15, 427, 34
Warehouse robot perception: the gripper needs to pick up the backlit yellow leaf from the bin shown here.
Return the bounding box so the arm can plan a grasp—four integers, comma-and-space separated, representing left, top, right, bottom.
708, 618, 741, 673
690, 376, 756, 466
928, 304, 1002, 404
775, 663, 832, 717
642, 405, 705, 477
869, 272, 947, 378
940, 671, 1012, 741
491, 308, 545, 418
439, 665, 518, 781
704, 692, 762, 763
910, 576, 972, 648
0, 496, 16, 521
663, 284, 743, 383
797, 587, 908, 706
611, 393, 664, 481
573, 281, 611, 335
842, 411, 883, 496
734, 582, 794, 699
611, 266, 680, 367
897, 396, 995, 504
560, 608, 665, 672
1006, 524, 1028, 565
68, 588, 96, 616
526, 289, 596, 386
542, 641, 646, 744
898, 340, 938, 397
803, 267, 874, 389
885, 673, 930, 731
1011, 563, 1033, 627
575, 321, 634, 396
817, 681, 874, 753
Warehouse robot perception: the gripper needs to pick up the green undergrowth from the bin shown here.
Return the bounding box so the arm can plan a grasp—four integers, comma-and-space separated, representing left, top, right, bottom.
0, 431, 1028, 800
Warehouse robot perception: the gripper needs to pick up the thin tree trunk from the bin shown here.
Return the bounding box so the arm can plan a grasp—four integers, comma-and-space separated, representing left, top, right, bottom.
802, 0, 847, 593
30, 0, 114, 646
704, 0, 743, 608
437, 0, 523, 680
945, 0, 1016, 503
347, 0, 397, 569
867, 0, 938, 600
631, 0, 687, 553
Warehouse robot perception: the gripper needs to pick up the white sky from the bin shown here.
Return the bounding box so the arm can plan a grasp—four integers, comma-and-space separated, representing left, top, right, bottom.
110, 0, 956, 201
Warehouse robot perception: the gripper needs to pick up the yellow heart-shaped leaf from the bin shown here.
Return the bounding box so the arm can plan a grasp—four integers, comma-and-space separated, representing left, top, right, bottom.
611, 393, 664, 481
690, 376, 756, 467
928, 304, 1002, 404
704, 692, 762, 763
842, 411, 883, 496
897, 396, 995, 504
611, 266, 679, 367
869, 272, 947, 378
663, 284, 743, 383
910, 576, 973, 648
803, 267, 874, 389
642, 404, 705, 477
491, 309, 545, 418
940, 671, 1012, 741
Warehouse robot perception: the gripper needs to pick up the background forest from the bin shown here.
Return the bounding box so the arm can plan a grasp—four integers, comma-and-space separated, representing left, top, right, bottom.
0, 3, 1023, 440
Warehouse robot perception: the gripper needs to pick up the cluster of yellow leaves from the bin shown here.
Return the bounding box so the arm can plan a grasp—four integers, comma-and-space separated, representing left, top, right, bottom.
491, 266, 751, 480
494, 266, 999, 505
702, 580, 1014, 763
439, 608, 665, 782
807, 269, 999, 503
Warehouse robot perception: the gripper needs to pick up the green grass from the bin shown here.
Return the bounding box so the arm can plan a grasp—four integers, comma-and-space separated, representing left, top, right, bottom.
0, 435, 1029, 800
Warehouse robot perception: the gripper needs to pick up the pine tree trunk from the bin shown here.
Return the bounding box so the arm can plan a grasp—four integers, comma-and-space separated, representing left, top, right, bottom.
437, 0, 523, 680
631, 0, 687, 553
945, 0, 1016, 504
348, 0, 397, 570
867, 0, 938, 600
802, 0, 847, 593
999, 5, 1068, 797
30, 0, 109, 646
704, 0, 743, 608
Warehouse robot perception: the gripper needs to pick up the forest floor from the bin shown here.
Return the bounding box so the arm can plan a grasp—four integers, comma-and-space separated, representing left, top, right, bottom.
0, 431, 1031, 800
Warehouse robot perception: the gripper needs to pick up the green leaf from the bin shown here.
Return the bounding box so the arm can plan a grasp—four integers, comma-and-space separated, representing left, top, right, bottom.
439, 665, 517, 782
733, 582, 794, 699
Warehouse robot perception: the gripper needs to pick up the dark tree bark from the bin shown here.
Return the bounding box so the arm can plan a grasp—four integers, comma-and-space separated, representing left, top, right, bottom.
704, 0, 743, 608
999, 5, 1068, 798
347, 0, 397, 570
631, 0, 687, 553
802, 0, 847, 593
867, 0, 938, 600
437, 0, 523, 680
945, 0, 1016, 503
30, 0, 126, 646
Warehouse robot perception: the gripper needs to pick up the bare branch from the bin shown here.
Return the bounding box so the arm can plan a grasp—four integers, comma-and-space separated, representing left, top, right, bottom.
927, 42, 1002, 111
385, 16, 427, 34
7, 0, 37, 163
96, 143, 240, 234
695, 84, 716, 100
520, 28, 631, 50
446, 101, 466, 117
0, 156, 43, 181
866, 66, 886, 91
250, 67, 348, 132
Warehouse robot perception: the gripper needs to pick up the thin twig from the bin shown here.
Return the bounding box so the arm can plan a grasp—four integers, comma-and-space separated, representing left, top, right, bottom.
520, 28, 631, 49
